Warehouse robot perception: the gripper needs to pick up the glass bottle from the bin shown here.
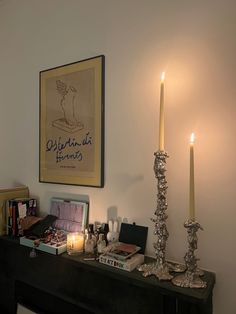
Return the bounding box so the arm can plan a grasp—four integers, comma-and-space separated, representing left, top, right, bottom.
97, 234, 106, 254
84, 232, 95, 255
89, 224, 97, 246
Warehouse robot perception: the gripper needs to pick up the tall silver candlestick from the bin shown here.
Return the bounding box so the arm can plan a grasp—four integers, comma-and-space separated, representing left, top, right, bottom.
172, 220, 207, 288
138, 150, 173, 280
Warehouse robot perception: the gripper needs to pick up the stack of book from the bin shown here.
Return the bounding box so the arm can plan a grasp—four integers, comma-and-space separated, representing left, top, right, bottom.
99, 242, 144, 272
6, 198, 37, 236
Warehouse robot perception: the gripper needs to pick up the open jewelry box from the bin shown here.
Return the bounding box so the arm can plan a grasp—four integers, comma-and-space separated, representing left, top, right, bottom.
20, 198, 89, 255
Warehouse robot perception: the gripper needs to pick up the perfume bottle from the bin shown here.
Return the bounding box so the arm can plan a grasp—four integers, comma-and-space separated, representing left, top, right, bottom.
84, 232, 95, 254
89, 224, 98, 246
97, 234, 106, 254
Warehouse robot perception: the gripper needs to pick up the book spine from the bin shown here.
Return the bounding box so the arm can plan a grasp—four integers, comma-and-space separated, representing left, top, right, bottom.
12, 202, 16, 236
12, 201, 21, 236
5, 200, 9, 235
99, 255, 130, 271
8, 200, 13, 236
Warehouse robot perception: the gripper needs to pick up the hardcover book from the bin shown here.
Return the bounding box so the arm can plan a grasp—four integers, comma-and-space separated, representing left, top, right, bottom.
99, 253, 144, 272
106, 242, 141, 261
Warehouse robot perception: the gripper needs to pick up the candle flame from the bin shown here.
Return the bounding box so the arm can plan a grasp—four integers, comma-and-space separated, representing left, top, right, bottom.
190, 133, 195, 144
161, 71, 165, 82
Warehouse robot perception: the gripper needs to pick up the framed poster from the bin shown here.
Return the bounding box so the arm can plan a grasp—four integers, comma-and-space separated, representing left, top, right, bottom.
39, 55, 105, 187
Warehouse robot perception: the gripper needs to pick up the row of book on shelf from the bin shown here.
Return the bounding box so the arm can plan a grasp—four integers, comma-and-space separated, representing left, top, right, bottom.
6, 198, 37, 236
0, 185, 37, 237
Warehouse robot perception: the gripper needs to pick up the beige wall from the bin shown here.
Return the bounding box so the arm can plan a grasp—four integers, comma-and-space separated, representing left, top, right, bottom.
0, 0, 236, 313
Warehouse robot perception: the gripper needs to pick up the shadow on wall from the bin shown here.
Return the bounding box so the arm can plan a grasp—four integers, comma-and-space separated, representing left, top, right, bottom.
107, 205, 130, 233
112, 173, 144, 194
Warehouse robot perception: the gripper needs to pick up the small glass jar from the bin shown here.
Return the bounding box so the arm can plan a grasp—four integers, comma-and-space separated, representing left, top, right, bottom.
67, 232, 84, 255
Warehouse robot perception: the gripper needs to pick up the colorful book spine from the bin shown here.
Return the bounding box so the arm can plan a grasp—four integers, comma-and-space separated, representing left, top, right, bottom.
7, 200, 13, 236
0, 186, 29, 235
12, 202, 17, 237
6, 198, 37, 236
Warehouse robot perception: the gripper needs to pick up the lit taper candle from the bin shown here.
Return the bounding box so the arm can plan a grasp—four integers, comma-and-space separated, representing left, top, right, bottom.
189, 133, 195, 220
159, 72, 165, 151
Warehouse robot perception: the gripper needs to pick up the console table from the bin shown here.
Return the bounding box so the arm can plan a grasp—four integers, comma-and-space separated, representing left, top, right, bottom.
0, 236, 215, 314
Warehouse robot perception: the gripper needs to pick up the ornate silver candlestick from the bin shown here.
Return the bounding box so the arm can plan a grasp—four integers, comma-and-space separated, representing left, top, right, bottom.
172, 220, 207, 288
138, 150, 173, 280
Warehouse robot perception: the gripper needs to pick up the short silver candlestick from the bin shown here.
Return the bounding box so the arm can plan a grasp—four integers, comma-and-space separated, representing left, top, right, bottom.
172, 220, 207, 288
138, 150, 173, 280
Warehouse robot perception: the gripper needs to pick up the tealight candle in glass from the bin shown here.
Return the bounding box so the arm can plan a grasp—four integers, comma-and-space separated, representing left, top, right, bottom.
67, 232, 84, 255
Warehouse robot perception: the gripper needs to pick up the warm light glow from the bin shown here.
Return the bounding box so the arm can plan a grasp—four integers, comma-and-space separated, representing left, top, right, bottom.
190, 133, 195, 144
159, 71, 165, 151
161, 71, 165, 82
67, 232, 84, 255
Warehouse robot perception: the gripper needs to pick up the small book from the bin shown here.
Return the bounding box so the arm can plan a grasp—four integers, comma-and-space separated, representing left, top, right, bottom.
106, 242, 141, 261
99, 253, 144, 272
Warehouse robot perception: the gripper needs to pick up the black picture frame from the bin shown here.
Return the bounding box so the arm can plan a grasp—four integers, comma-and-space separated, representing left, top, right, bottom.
39, 55, 105, 187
